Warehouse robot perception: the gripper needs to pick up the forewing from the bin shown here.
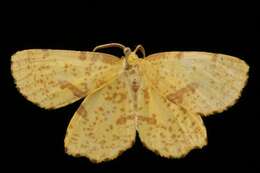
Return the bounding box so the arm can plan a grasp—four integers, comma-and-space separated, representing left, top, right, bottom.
64, 72, 136, 163
144, 52, 249, 116
136, 73, 207, 158
11, 49, 121, 109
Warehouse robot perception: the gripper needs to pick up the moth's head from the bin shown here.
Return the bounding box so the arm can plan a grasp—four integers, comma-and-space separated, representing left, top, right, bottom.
123, 47, 139, 65
93, 43, 144, 69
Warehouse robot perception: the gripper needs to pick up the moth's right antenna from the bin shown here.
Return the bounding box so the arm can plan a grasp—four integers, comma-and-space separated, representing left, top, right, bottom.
134, 44, 145, 58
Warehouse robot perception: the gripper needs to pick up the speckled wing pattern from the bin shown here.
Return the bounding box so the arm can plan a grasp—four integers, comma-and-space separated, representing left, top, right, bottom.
11, 48, 249, 162
64, 71, 136, 163
136, 71, 207, 158
144, 52, 249, 116
11, 49, 121, 109
135, 52, 249, 157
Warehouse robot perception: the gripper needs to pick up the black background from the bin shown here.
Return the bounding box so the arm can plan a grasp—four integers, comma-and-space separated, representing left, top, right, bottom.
1, 1, 258, 172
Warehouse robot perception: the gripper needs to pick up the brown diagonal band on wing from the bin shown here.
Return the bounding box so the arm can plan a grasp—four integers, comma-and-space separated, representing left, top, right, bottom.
136, 73, 207, 158
11, 49, 121, 109
144, 52, 249, 116
64, 72, 136, 163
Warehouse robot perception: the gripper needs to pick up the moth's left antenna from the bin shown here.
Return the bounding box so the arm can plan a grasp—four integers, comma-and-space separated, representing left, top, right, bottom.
93, 43, 131, 67
93, 43, 126, 52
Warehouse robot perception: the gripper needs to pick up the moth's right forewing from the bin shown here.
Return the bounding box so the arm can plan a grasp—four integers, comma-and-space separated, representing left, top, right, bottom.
144, 52, 249, 116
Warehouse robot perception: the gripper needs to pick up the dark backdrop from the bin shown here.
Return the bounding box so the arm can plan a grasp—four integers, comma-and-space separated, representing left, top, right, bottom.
1, 1, 258, 172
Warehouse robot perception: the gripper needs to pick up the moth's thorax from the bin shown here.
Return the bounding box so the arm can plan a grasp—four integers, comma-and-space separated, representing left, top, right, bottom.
124, 63, 142, 94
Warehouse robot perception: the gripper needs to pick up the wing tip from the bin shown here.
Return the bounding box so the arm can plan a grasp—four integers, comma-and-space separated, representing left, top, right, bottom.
199, 67, 249, 117
12, 81, 65, 110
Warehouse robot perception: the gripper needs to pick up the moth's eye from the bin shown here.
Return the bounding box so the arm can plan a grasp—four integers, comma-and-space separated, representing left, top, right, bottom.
124, 48, 131, 56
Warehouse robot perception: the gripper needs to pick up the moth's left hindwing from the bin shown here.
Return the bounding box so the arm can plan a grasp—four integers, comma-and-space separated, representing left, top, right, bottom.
11, 49, 121, 109
65, 72, 136, 163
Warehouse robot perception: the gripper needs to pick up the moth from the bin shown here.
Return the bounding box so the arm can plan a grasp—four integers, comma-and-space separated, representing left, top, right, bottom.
11, 43, 249, 163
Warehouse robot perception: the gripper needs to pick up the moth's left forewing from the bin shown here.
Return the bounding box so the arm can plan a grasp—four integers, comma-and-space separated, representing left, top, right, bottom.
11, 49, 122, 109
144, 52, 249, 116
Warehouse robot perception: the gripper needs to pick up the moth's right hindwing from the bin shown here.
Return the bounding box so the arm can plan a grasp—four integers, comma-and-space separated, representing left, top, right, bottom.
136, 72, 207, 158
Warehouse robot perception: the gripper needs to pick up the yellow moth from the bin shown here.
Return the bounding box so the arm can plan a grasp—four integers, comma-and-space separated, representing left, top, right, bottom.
11, 43, 249, 163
